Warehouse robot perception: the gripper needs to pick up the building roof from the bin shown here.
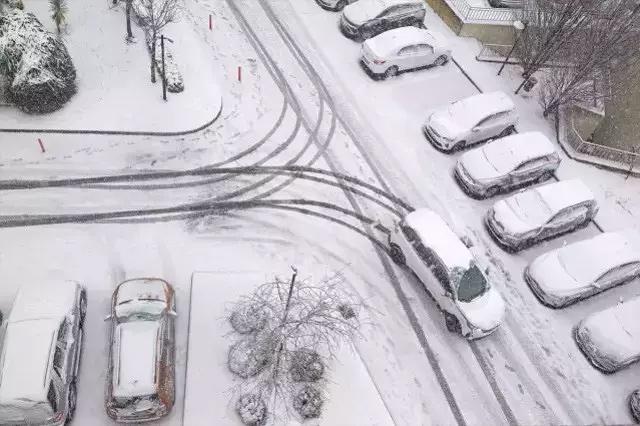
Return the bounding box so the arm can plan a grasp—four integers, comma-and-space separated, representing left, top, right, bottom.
0, 318, 60, 405
404, 208, 473, 270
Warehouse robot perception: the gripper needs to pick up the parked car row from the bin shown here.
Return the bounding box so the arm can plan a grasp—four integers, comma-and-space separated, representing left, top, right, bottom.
0, 278, 176, 425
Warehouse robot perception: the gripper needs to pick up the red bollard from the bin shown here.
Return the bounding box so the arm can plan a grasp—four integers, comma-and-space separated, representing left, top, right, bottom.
237, 66, 242, 82
209, 14, 212, 30
37, 138, 45, 153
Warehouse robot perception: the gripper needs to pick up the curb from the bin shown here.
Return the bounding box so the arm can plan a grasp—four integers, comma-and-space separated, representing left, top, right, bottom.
0, 98, 223, 137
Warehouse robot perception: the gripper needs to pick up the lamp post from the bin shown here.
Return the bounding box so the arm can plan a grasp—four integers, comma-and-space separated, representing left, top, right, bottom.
497, 20, 526, 76
160, 35, 174, 101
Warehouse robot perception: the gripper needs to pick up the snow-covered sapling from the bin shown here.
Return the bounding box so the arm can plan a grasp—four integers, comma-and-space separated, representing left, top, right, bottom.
236, 393, 268, 426
292, 385, 324, 419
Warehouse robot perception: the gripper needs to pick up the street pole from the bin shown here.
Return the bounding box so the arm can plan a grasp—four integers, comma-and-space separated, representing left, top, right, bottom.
161, 35, 167, 101
498, 20, 526, 76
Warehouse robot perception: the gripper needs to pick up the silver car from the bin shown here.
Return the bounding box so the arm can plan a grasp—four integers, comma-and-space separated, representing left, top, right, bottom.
105, 278, 176, 423
0, 281, 86, 425
454, 131, 560, 198
485, 179, 598, 251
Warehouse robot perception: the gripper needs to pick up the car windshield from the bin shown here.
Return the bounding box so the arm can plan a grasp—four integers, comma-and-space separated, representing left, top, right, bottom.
116, 299, 165, 320
452, 264, 489, 302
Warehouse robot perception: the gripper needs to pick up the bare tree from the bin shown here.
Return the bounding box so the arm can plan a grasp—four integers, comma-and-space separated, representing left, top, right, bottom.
135, 0, 179, 83
125, 0, 133, 41
226, 268, 367, 424
538, 1, 640, 116
49, 0, 68, 35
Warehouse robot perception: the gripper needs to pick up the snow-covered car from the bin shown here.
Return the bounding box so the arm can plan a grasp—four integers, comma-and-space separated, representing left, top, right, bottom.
629, 389, 640, 423
485, 179, 598, 251
423, 91, 518, 152
454, 131, 560, 198
315, 0, 358, 11
389, 208, 505, 339
105, 278, 176, 423
525, 231, 640, 308
488, 0, 522, 8
361, 27, 451, 78
575, 297, 640, 373
340, 0, 426, 41
0, 280, 87, 425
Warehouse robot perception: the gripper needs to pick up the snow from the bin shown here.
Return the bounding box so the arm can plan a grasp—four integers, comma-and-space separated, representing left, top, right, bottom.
576, 296, 640, 373
184, 271, 395, 426
8, 280, 78, 322
365, 27, 445, 57
536, 179, 596, 213
457, 284, 505, 335
0, 0, 221, 132
527, 231, 640, 307
113, 321, 159, 398
404, 208, 474, 270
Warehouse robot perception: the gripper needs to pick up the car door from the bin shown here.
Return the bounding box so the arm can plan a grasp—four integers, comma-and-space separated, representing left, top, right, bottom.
420, 247, 459, 313
510, 157, 549, 187
415, 43, 435, 67
397, 45, 418, 70
471, 114, 497, 143
594, 262, 640, 292
54, 320, 71, 385
381, 5, 407, 30
547, 205, 589, 236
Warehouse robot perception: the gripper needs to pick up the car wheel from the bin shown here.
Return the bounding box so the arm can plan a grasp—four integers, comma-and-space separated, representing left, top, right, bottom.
435, 55, 449, 66
498, 126, 516, 138
66, 383, 77, 424
444, 312, 462, 334
79, 289, 87, 328
384, 66, 399, 79
336, 0, 346, 10
389, 243, 406, 265
453, 140, 466, 152
413, 20, 423, 28
485, 186, 500, 198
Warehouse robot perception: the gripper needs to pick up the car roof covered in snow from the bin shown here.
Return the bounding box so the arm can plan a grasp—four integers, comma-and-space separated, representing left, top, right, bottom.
8, 280, 79, 323
446, 91, 515, 129
0, 318, 60, 405
478, 131, 557, 170
535, 179, 595, 212
365, 27, 448, 56
404, 208, 473, 270
555, 231, 640, 284
113, 321, 160, 398
115, 278, 171, 305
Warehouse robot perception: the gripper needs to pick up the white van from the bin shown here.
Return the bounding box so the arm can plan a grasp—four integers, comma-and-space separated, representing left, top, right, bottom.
0, 281, 86, 425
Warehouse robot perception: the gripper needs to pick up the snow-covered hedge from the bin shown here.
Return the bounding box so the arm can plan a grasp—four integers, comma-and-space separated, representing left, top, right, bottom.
228, 338, 273, 379
230, 304, 268, 334
236, 393, 268, 426
290, 349, 324, 383
293, 385, 323, 419
0, 10, 76, 113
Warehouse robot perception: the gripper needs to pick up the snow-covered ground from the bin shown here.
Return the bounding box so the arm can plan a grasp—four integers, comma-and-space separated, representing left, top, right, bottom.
1, 0, 640, 425
0, 0, 221, 132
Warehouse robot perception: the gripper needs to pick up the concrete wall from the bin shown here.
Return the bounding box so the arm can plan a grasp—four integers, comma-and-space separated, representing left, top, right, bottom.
424, 0, 463, 33
592, 67, 640, 150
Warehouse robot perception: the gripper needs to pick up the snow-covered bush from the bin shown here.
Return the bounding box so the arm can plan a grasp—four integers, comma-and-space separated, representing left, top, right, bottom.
228, 338, 273, 379
236, 393, 267, 426
230, 304, 267, 335
0, 10, 76, 113
290, 349, 324, 383
1, 0, 24, 10
292, 385, 323, 419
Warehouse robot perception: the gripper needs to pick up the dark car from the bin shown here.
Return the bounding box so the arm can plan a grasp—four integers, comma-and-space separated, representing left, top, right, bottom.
488, 0, 522, 8
630, 390, 640, 423
105, 278, 176, 423
340, 0, 426, 41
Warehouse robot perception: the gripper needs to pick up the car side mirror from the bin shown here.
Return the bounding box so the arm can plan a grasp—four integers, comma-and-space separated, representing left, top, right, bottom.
472, 127, 480, 132
167, 310, 178, 317
104, 314, 112, 321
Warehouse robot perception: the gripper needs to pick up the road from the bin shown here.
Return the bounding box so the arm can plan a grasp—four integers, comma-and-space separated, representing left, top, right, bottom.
0, 0, 639, 425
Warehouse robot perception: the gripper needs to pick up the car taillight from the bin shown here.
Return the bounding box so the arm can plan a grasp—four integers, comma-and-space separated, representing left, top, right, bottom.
373, 59, 386, 64
51, 412, 64, 423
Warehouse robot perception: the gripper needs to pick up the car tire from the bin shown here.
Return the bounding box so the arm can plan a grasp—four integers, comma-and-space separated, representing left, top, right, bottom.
66, 383, 77, 424
413, 20, 423, 28
453, 140, 466, 152
485, 186, 500, 198
384, 66, 399, 79
435, 55, 449, 66
389, 243, 406, 265
444, 312, 462, 334
336, 0, 346, 10
79, 288, 87, 328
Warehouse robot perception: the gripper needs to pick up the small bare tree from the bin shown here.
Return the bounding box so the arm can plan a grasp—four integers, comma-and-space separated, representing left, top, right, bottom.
136, 0, 179, 83
227, 268, 366, 424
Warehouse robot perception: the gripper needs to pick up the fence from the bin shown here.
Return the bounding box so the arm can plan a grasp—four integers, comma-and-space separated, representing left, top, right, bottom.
444, 0, 516, 22
566, 112, 639, 169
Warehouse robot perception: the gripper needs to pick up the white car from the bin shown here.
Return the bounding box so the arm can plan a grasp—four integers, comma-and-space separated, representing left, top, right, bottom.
525, 231, 640, 308
423, 91, 518, 152
105, 278, 176, 423
575, 297, 640, 373
0, 281, 86, 425
389, 208, 505, 339
454, 131, 561, 198
361, 27, 451, 78
315, 0, 358, 11
485, 179, 598, 251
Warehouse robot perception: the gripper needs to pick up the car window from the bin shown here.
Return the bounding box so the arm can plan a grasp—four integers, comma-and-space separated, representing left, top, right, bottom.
515, 157, 547, 172
596, 262, 640, 286
382, 5, 407, 17
398, 45, 417, 56
453, 264, 489, 302
57, 320, 68, 344
53, 346, 65, 374
415, 44, 434, 55
551, 205, 589, 226
401, 224, 418, 242
47, 383, 58, 413
475, 114, 496, 128
415, 245, 452, 292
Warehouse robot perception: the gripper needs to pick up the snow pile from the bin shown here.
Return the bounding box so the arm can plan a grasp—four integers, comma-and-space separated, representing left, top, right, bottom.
0, 10, 76, 113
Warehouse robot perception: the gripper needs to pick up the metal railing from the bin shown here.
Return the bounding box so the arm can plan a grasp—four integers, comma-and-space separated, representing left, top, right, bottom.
566, 112, 639, 168
444, 0, 517, 22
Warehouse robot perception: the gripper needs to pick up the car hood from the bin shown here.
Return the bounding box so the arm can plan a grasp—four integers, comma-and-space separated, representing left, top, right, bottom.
428, 111, 466, 140
457, 287, 505, 332
527, 253, 581, 304
343, 0, 381, 25
491, 199, 536, 235
459, 149, 503, 181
